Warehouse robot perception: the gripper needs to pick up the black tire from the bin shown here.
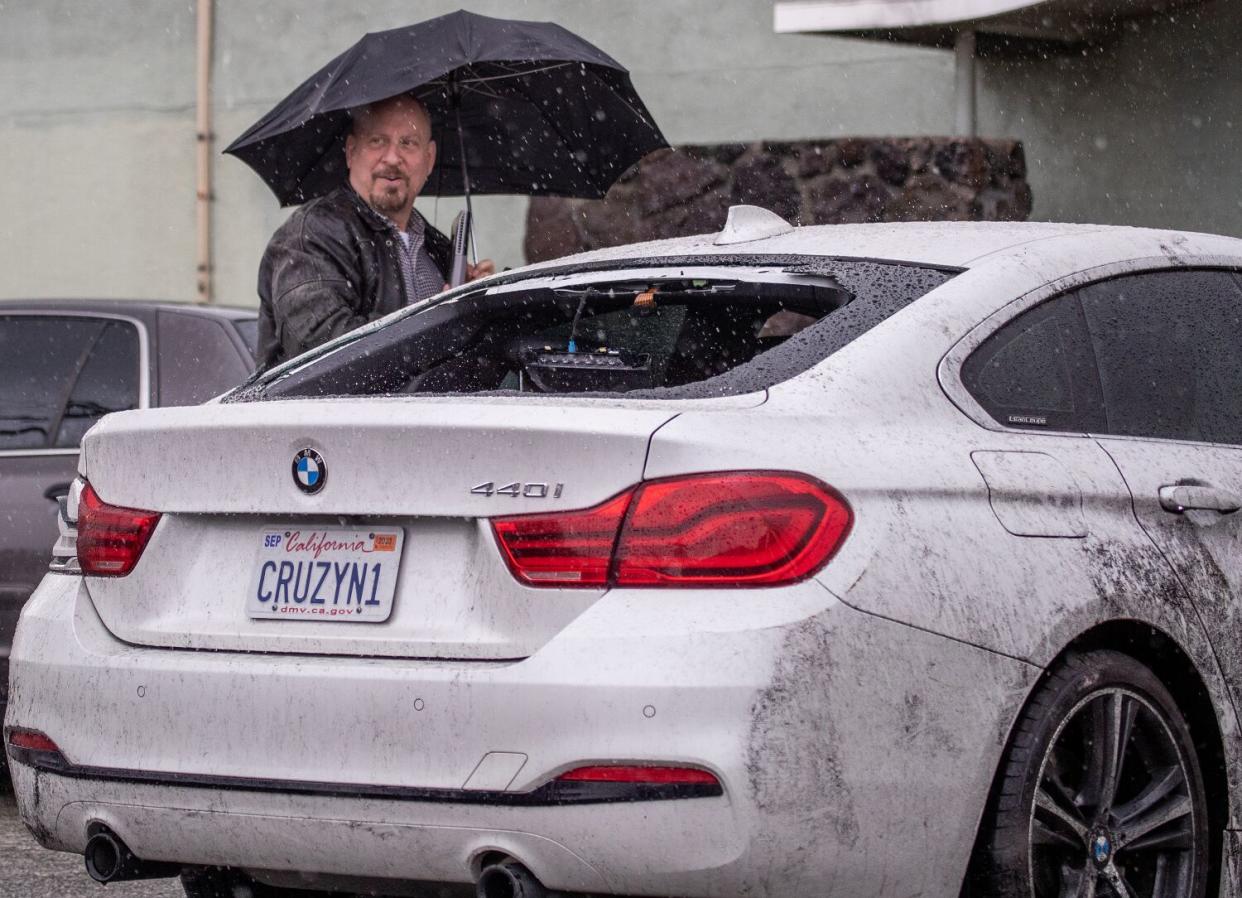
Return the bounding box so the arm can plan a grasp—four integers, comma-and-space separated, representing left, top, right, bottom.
972, 650, 1210, 898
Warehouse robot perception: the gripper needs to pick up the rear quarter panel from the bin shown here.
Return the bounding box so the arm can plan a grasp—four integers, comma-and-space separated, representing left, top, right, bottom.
643, 253, 1242, 874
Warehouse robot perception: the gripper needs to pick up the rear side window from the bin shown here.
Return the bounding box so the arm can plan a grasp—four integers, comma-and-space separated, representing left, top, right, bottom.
0, 316, 141, 451
240, 259, 956, 401
1080, 270, 1242, 444
54, 321, 141, 447
961, 293, 1104, 432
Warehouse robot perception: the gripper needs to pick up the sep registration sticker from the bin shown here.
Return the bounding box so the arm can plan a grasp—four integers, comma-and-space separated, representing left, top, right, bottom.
246, 527, 404, 622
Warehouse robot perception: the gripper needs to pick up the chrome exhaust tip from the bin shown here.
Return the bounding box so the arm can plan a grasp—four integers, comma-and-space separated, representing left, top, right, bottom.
83, 826, 180, 883
84, 831, 124, 883
477, 861, 548, 898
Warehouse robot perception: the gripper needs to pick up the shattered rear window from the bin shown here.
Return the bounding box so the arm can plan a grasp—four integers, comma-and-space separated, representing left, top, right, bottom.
232, 256, 957, 402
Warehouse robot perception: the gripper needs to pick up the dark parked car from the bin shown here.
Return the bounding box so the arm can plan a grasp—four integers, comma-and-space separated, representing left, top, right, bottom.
0, 300, 257, 729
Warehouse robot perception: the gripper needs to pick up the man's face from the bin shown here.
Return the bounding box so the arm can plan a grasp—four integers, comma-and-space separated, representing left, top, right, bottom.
346, 98, 436, 220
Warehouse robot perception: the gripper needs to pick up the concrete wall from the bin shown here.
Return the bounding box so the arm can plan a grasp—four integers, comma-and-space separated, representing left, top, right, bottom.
978, 0, 1242, 237
0, 1, 951, 304
0, 1, 1237, 305
0, 1, 198, 301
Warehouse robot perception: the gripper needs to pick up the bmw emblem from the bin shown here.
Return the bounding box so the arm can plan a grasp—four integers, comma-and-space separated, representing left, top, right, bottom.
1093, 835, 1109, 862
292, 448, 326, 494
1089, 829, 1113, 867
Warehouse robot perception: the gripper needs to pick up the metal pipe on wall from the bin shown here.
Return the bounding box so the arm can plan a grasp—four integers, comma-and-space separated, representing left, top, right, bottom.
196, 0, 214, 303
954, 29, 977, 137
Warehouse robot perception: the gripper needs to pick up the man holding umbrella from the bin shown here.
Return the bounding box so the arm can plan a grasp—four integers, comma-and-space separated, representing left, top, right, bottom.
255, 94, 494, 371
229, 11, 668, 372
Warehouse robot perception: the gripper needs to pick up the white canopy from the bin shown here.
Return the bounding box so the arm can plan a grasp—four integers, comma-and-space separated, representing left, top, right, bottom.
774, 0, 1204, 45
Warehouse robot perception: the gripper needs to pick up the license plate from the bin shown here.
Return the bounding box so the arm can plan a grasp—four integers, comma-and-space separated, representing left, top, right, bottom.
246, 527, 404, 622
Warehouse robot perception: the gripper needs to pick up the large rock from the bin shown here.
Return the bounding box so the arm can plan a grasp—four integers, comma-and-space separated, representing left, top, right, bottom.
869, 140, 911, 186
630, 149, 729, 216
731, 153, 799, 222
525, 137, 1032, 263
933, 140, 990, 190
792, 142, 841, 178
886, 174, 977, 222
805, 175, 892, 225
524, 197, 586, 265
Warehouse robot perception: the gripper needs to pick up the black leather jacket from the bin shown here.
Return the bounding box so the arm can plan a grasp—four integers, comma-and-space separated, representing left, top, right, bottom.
255, 186, 452, 371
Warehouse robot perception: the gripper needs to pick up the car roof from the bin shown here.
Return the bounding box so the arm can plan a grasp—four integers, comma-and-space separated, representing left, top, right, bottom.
514, 220, 1242, 273
0, 298, 257, 320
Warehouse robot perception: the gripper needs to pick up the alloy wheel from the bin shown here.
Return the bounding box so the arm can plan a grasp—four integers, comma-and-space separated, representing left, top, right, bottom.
1030, 688, 1197, 898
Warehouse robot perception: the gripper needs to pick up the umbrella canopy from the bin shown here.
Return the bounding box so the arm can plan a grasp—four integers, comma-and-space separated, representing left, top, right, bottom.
224, 10, 668, 206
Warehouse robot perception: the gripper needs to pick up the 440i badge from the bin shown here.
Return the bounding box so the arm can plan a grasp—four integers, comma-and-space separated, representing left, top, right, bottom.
292, 448, 326, 494
471, 481, 564, 498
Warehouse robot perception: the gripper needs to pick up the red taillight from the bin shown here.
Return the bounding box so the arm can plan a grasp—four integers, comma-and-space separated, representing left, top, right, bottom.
556, 765, 720, 785
491, 488, 632, 586
6, 729, 61, 753
615, 472, 852, 586
492, 471, 851, 588
77, 483, 161, 577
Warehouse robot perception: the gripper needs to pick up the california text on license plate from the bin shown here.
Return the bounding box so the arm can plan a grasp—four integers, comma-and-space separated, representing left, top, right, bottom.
246, 527, 404, 622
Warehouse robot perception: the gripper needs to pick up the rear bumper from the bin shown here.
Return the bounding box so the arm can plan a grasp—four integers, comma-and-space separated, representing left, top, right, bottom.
6, 573, 1035, 897
7, 762, 726, 894
5, 742, 720, 806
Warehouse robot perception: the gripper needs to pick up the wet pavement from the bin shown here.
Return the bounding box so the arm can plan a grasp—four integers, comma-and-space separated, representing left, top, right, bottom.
0, 784, 180, 898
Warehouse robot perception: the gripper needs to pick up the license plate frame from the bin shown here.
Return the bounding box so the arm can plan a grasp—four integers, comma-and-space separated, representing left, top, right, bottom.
246, 526, 404, 622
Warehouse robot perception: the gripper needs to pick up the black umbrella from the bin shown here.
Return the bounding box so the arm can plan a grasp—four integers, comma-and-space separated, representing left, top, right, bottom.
224, 9, 668, 210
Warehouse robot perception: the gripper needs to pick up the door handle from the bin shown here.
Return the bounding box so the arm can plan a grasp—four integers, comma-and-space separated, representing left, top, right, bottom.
43, 482, 71, 503
1158, 484, 1242, 515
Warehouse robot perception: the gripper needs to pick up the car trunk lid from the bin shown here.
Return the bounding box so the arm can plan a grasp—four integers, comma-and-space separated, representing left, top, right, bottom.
77, 396, 731, 658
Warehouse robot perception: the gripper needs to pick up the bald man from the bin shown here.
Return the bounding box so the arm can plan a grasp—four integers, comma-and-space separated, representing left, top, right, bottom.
256, 94, 494, 370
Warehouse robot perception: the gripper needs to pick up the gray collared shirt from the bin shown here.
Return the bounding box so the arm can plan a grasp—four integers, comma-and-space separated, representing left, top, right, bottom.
392, 214, 445, 305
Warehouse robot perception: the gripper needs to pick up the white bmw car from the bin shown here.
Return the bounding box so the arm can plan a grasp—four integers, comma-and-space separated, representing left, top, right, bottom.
8, 208, 1242, 898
